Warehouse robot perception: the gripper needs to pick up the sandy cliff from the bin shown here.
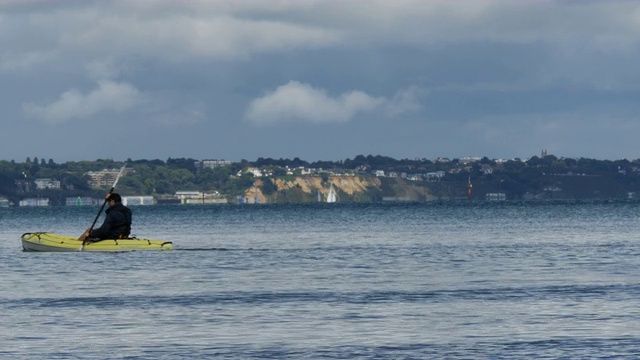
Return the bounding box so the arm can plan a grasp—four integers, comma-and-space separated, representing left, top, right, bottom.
243, 176, 443, 203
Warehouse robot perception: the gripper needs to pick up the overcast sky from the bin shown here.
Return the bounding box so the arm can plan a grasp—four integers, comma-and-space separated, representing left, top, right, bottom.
2, 0, 640, 163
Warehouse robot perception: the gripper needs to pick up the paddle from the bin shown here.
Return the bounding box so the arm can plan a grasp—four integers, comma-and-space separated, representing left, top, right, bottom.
79, 164, 127, 241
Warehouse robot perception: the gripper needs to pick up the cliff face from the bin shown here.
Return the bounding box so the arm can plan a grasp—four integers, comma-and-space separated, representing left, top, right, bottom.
244, 176, 443, 203
237, 172, 640, 203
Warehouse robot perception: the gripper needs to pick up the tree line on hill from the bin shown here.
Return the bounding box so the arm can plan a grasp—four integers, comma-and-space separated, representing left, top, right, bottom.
2, 154, 640, 204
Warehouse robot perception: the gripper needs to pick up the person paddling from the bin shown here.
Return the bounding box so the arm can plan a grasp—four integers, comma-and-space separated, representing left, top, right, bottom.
79, 193, 132, 241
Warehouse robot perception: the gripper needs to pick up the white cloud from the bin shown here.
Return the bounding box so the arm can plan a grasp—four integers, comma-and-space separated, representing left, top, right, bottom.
23, 80, 144, 124
245, 81, 421, 124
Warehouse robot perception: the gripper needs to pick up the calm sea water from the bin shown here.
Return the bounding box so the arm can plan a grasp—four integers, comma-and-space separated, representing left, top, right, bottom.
1, 201, 640, 359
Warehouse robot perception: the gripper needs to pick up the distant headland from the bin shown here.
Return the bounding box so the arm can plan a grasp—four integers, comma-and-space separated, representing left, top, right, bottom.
2, 153, 640, 206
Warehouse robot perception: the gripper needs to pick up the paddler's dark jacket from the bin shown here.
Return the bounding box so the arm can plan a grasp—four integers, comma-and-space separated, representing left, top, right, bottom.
90, 203, 132, 240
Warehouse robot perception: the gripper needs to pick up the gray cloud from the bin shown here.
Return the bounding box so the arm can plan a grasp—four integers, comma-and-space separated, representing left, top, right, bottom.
5, 1, 640, 65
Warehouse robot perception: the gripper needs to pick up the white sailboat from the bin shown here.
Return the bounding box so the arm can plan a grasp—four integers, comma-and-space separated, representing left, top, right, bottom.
326, 184, 337, 203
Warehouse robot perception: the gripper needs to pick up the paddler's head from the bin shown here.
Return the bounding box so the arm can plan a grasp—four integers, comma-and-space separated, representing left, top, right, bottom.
107, 193, 122, 206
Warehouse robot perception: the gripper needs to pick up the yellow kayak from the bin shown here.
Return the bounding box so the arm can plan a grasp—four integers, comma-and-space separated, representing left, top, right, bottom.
21, 232, 173, 252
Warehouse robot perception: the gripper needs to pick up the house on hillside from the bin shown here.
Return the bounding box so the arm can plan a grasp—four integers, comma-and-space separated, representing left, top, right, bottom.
85, 168, 134, 188
35, 178, 61, 190
196, 159, 232, 173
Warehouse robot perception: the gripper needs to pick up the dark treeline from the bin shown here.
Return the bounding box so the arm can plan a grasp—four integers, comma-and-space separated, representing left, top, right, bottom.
2, 154, 640, 204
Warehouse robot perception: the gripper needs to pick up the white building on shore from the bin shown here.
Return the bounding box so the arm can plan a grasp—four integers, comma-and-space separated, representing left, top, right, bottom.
122, 196, 155, 206
19, 198, 49, 206
175, 191, 227, 204
65, 197, 99, 206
